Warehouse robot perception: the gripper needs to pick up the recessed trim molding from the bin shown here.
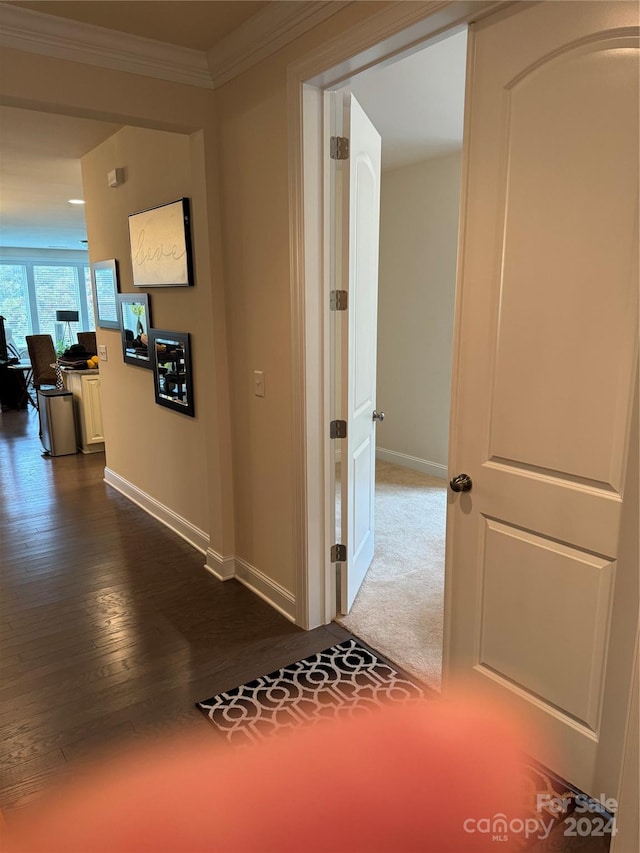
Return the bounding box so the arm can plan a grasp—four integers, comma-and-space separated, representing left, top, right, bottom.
0, 2, 213, 89
104, 467, 209, 554
206, 1, 350, 89
0, 0, 350, 90
376, 447, 448, 480
204, 548, 236, 581
234, 557, 297, 623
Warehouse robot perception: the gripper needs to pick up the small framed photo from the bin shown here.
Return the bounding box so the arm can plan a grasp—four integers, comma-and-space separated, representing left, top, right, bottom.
117, 294, 152, 369
91, 260, 119, 329
149, 329, 194, 417
128, 198, 194, 287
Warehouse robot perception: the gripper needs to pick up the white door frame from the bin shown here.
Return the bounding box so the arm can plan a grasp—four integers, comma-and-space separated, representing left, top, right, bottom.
286, 0, 506, 631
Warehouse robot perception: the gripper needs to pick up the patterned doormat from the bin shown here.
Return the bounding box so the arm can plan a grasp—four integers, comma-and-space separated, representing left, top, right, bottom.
196, 639, 614, 848
196, 638, 424, 746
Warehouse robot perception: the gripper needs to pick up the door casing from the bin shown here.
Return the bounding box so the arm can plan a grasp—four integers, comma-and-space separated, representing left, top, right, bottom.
287, 0, 505, 633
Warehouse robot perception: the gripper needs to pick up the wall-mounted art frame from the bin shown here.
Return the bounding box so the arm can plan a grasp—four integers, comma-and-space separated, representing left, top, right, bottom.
149, 329, 194, 417
128, 197, 194, 287
91, 259, 120, 329
117, 293, 152, 369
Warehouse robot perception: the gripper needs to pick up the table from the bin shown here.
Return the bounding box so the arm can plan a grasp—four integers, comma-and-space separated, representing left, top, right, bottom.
6, 361, 36, 409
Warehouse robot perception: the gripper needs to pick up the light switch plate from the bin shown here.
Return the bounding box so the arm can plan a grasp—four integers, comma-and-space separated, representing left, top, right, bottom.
98, 345, 108, 362
254, 370, 265, 397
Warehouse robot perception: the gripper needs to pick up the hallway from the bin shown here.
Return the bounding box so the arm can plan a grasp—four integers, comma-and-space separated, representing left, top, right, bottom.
0, 408, 349, 813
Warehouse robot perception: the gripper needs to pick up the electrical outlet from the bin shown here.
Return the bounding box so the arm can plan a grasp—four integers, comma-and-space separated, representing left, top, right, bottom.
254, 370, 265, 397
98, 345, 108, 362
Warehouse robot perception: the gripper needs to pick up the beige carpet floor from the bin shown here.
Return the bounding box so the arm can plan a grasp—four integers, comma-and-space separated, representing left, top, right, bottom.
336, 460, 447, 691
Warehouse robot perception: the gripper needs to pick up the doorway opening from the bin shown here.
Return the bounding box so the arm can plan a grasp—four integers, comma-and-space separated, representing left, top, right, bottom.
293, 0, 639, 801
329, 29, 467, 690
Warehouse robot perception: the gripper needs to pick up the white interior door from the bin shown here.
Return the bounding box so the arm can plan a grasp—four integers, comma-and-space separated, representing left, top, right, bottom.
338, 94, 382, 614
446, 1, 639, 798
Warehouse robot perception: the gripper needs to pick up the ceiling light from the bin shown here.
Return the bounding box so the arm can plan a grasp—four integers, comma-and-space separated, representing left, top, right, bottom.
68, 198, 85, 205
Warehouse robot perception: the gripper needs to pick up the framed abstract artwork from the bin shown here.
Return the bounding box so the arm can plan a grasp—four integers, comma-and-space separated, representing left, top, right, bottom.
128, 198, 194, 287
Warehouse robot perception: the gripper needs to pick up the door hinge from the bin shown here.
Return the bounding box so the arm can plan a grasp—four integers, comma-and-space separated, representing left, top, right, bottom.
330, 290, 348, 311
330, 419, 347, 439
330, 136, 349, 160
331, 543, 347, 562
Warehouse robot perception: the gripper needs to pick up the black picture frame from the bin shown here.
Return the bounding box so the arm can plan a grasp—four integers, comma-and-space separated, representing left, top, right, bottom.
128, 197, 194, 287
117, 293, 152, 369
91, 259, 120, 329
149, 329, 194, 417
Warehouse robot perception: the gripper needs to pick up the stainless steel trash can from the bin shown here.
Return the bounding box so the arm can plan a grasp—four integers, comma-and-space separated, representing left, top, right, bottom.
38, 389, 77, 456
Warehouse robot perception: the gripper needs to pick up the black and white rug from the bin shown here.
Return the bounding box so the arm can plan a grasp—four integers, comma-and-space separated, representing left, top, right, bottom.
196, 638, 424, 746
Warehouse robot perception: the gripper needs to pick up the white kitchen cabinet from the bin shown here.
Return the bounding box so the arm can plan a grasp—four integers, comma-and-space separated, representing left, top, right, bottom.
62, 369, 105, 453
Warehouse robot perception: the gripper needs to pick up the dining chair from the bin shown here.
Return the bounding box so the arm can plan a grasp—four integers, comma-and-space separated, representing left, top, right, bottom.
25, 334, 58, 397
77, 331, 97, 355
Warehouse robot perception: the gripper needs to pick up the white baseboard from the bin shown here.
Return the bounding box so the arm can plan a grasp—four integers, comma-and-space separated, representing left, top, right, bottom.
104, 467, 209, 554
375, 447, 448, 480
204, 548, 235, 581
103, 468, 298, 624
234, 557, 296, 623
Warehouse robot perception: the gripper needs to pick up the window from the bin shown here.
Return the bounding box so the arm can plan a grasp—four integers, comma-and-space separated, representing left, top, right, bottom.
34, 265, 82, 349
0, 264, 30, 355
0, 256, 95, 355
84, 267, 96, 332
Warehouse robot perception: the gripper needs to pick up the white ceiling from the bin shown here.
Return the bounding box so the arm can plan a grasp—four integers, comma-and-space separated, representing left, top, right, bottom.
0, 107, 120, 249
0, 24, 467, 250
349, 28, 468, 171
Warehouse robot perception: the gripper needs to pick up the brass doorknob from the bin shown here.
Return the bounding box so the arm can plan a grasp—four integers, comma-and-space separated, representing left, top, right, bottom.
450, 473, 472, 493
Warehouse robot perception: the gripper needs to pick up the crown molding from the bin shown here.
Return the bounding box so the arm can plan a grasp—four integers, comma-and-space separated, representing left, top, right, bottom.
0, 2, 213, 88
206, 1, 351, 88
0, 1, 352, 91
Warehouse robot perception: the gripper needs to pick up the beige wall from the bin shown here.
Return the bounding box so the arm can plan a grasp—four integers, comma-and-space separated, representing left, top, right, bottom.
0, 47, 234, 561
213, 1, 390, 592
81, 126, 209, 534
0, 0, 393, 598
375, 153, 462, 475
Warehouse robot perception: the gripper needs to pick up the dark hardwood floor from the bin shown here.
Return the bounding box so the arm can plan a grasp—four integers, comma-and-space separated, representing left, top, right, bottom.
0, 411, 617, 853
0, 407, 349, 814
